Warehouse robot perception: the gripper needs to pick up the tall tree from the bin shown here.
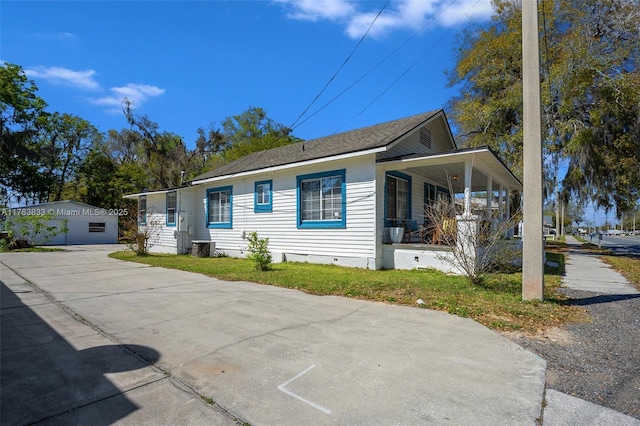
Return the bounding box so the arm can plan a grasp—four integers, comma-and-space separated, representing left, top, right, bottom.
1, 63, 100, 205
551, 0, 640, 215
448, 0, 639, 218
219, 106, 302, 162
195, 126, 226, 156
123, 100, 207, 189
0, 62, 49, 204
39, 112, 99, 201
104, 127, 143, 164
447, 0, 524, 173
76, 147, 146, 209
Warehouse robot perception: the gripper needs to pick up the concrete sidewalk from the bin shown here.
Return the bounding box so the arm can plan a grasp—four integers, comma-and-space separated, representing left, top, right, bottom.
562, 235, 639, 295
540, 236, 640, 425
2, 246, 546, 425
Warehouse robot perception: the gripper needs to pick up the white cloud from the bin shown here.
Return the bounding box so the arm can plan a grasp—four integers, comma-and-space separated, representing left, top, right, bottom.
56, 32, 78, 40
438, 0, 494, 27
276, 0, 494, 38
22, 64, 165, 113
92, 84, 165, 113
345, 0, 440, 38
24, 66, 164, 113
24, 66, 101, 91
274, 0, 355, 21
31, 31, 78, 41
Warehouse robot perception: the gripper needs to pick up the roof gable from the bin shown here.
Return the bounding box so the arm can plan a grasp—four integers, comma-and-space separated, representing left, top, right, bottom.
191, 109, 445, 182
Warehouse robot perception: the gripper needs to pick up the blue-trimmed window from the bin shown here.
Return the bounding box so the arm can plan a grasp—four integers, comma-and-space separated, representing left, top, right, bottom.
297, 169, 346, 229
385, 171, 412, 226
166, 191, 177, 226
138, 195, 147, 225
254, 180, 272, 213
207, 186, 232, 228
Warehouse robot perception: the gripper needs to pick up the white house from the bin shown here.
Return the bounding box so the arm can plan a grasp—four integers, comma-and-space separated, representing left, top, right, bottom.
125, 110, 522, 271
4, 200, 119, 245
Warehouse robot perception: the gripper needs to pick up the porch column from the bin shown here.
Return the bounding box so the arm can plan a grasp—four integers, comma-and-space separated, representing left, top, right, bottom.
486, 176, 493, 218
505, 187, 514, 238
456, 214, 480, 275
464, 159, 472, 217
499, 184, 505, 220
457, 160, 480, 275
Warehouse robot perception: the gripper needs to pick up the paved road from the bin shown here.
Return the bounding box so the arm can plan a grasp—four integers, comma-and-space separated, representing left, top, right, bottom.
2, 246, 546, 425
586, 234, 640, 257
600, 235, 640, 257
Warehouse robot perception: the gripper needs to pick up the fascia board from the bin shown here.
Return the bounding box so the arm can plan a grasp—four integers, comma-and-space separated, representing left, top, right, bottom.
122, 189, 174, 199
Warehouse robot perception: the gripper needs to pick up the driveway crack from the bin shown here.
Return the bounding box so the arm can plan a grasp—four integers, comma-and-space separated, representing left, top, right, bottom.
177, 305, 365, 369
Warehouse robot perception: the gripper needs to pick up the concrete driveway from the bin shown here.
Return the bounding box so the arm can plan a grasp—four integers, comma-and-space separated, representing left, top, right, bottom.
1, 246, 546, 425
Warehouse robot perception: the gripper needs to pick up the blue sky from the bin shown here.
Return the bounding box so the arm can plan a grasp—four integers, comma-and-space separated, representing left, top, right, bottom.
2, 0, 494, 144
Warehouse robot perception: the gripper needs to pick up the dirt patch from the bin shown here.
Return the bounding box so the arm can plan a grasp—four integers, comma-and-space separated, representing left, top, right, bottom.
501, 326, 576, 345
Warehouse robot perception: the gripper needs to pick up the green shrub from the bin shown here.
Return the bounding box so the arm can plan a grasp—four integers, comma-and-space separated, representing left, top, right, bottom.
3, 212, 68, 248
246, 231, 272, 271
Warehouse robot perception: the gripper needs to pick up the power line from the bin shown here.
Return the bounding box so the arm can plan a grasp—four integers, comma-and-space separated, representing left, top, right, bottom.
339, 37, 447, 130
334, 0, 470, 132
288, 0, 390, 130
292, 0, 460, 132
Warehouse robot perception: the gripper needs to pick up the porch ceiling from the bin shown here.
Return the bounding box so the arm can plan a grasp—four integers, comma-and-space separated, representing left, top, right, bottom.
378, 147, 522, 192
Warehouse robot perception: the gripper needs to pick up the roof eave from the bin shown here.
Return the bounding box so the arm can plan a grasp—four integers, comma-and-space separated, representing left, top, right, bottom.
123, 186, 187, 199
378, 147, 522, 190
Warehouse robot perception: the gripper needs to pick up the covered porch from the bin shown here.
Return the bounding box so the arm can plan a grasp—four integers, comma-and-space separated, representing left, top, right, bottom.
376, 146, 523, 271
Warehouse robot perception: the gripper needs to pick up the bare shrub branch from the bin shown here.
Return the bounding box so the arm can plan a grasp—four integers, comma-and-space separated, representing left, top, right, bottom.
424, 199, 522, 283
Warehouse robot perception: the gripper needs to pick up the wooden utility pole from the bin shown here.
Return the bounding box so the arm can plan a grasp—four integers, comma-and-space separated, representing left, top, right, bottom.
522, 0, 544, 300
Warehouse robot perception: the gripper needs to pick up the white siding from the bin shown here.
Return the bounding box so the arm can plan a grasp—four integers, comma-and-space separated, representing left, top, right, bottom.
375, 167, 386, 268
378, 123, 440, 160
143, 194, 177, 254
137, 113, 460, 267
175, 189, 195, 254
61, 215, 118, 245
7, 201, 118, 245
192, 155, 377, 265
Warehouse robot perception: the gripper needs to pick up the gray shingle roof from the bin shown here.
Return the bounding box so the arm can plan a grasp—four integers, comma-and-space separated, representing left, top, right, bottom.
191, 109, 442, 182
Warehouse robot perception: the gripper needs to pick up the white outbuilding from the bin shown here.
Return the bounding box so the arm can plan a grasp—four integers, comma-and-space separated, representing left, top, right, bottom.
5, 200, 120, 245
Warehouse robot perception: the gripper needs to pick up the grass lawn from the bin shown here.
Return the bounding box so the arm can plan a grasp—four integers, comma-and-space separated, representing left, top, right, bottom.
601, 255, 640, 289
109, 250, 586, 334
0, 247, 64, 253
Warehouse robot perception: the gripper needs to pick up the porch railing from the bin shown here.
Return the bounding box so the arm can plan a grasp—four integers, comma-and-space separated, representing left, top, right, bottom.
385, 215, 515, 245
